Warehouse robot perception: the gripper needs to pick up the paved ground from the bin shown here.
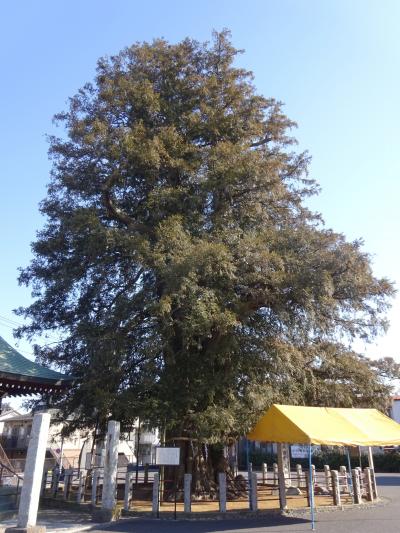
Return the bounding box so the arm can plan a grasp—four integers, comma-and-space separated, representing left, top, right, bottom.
91, 473, 400, 533
1, 473, 399, 532
0, 508, 94, 533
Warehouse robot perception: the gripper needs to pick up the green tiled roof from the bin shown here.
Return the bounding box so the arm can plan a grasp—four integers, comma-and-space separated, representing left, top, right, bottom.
0, 336, 71, 382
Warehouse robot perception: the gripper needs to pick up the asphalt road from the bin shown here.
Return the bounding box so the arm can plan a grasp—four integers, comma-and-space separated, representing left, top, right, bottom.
91, 473, 400, 533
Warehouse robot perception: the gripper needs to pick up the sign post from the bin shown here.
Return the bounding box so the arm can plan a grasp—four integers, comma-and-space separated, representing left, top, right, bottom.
155, 447, 180, 519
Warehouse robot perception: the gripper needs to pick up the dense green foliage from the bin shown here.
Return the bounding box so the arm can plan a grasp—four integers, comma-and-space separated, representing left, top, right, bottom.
17, 32, 397, 444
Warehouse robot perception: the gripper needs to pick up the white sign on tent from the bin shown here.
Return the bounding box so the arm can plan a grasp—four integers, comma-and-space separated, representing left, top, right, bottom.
291, 445, 320, 458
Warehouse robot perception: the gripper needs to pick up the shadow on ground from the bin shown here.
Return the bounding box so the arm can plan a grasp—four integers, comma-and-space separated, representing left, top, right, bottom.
100, 515, 310, 533
376, 475, 400, 486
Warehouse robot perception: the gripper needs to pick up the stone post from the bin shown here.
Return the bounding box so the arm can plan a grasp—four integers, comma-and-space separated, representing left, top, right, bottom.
91, 468, 101, 506
63, 470, 71, 500
250, 472, 258, 511
340, 466, 348, 493
218, 472, 226, 513
356, 467, 363, 494
331, 470, 341, 506
277, 443, 291, 486
40, 470, 48, 497
324, 465, 331, 490
184, 473, 192, 513
51, 466, 60, 497
273, 463, 278, 485
364, 467, 373, 502
352, 469, 361, 504
277, 444, 287, 510
124, 471, 133, 512
100, 420, 120, 519
77, 472, 86, 503
367, 447, 378, 499
262, 463, 267, 485
152, 472, 160, 515
7, 412, 51, 533
296, 464, 302, 488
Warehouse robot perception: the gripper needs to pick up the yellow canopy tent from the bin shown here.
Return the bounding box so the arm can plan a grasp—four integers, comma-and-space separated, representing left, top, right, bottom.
248, 404, 400, 446
247, 404, 400, 530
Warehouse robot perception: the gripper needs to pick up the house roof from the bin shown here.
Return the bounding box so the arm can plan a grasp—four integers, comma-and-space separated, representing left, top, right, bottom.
248, 404, 400, 446
0, 336, 73, 397
0, 408, 21, 420
1, 412, 32, 423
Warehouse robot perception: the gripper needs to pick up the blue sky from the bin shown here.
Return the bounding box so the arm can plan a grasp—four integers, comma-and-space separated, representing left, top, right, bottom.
0, 0, 399, 365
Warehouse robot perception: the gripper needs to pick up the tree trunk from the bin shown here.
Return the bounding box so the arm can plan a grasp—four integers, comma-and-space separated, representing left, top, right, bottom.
163, 438, 247, 501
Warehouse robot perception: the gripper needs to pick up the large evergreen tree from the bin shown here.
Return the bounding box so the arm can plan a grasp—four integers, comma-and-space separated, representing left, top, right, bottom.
17, 31, 397, 486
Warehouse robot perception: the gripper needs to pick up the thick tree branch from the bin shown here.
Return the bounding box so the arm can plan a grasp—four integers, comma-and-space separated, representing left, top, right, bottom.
250, 134, 272, 148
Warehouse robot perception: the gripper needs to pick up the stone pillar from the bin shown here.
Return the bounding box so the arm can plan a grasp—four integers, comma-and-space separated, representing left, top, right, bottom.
101, 420, 120, 517
367, 447, 378, 499
356, 467, 363, 494
273, 463, 278, 485
77, 472, 86, 503
324, 465, 331, 490
51, 466, 60, 497
218, 473, 226, 513
364, 467, 373, 502
40, 470, 48, 497
152, 472, 160, 515
352, 469, 361, 504
262, 463, 267, 485
277, 443, 291, 486
277, 444, 287, 510
250, 472, 258, 511
184, 473, 192, 513
124, 471, 133, 512
296, 464, 302, 488
11, 413, 51, 532
340, 466, 348, 493
91, 469, 101, 506
63, 470, 71, 500
331, 470, 341, 506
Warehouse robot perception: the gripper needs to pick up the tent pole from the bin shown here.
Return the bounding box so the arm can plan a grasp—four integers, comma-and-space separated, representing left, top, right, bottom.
346, 448, 354, 502
309, 444, 315, 531
246, 438, 249, 470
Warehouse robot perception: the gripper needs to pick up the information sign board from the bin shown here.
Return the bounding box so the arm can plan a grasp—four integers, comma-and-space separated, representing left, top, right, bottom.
155, 447, 180, 465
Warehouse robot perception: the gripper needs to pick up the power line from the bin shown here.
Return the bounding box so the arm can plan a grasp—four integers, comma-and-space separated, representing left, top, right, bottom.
0, 314, 24, 327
